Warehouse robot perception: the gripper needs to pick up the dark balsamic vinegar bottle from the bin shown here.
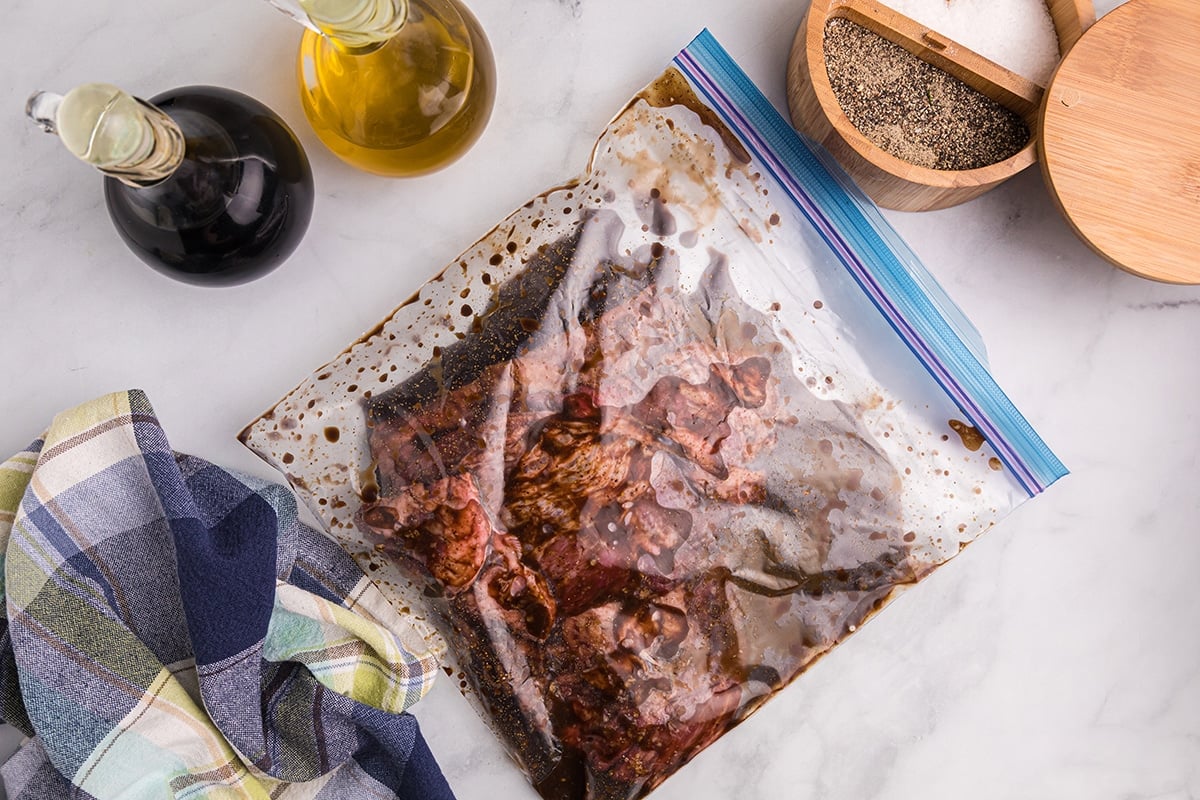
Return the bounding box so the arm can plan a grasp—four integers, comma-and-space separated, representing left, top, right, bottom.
27, 83, 314, 287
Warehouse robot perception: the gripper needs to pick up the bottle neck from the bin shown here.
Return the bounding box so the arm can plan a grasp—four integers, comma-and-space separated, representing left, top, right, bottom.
269, 0, 410, 53
27, 85, 186, 187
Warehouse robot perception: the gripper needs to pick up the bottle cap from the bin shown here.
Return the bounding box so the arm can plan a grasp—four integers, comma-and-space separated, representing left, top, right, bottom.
268, 0, 409, 50
26, 83, 185, 186
29, 84, 155, 169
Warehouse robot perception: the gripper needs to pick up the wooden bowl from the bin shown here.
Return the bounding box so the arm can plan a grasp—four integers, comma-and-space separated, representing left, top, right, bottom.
787, 0, 1094, 211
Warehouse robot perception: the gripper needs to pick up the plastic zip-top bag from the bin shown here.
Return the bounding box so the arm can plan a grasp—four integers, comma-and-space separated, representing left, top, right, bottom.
242, 30, 1066, 800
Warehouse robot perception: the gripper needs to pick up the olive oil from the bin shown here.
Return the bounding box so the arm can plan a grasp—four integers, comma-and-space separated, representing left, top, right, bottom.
277, 0, 495, 177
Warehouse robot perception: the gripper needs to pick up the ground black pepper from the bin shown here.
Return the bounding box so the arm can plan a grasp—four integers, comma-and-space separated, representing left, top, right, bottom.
823, 18, 1030, 171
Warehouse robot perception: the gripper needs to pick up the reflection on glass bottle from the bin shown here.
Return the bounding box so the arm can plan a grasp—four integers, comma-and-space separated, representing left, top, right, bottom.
27, 83, 314, 287
270, 0, 495, 177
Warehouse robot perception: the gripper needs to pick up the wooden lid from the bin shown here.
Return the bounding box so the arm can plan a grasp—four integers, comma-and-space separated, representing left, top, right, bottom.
1040, 0, 1200, 283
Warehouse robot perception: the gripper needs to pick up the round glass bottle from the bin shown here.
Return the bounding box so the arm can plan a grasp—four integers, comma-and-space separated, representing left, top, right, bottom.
28, 84, 314, 286
272, 0, 495, 177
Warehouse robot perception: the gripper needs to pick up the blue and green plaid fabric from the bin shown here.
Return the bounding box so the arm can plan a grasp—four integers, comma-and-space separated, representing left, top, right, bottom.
0, 390, 454, 799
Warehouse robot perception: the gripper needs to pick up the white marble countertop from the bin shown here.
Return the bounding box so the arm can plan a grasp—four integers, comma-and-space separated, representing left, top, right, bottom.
3, 0, 1198, 798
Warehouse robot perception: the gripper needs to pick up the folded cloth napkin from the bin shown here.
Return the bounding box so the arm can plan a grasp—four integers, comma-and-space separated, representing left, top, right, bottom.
0, 390, 455, 799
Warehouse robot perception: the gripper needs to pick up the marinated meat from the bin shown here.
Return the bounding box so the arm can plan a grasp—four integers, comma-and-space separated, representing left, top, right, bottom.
357, 224, 916, 800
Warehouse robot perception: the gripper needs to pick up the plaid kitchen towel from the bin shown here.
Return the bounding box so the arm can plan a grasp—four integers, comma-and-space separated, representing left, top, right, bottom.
0, 390, 455, 799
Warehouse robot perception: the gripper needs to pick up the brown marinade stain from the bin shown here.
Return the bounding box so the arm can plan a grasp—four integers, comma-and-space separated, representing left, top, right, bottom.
637, 67, 752, 165
949, 419, 986, 452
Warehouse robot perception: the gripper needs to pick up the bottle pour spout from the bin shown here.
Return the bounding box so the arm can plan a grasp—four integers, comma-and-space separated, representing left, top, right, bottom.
26, 83, 186, 187
266, 0, 409, 50
26, 91, 63, 134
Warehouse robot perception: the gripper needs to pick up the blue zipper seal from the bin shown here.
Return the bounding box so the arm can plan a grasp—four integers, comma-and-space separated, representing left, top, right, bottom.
674, 30, 1066, 495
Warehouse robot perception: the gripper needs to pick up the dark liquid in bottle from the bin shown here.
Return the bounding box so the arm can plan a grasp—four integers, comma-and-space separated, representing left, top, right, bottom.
104, 86, 314, 287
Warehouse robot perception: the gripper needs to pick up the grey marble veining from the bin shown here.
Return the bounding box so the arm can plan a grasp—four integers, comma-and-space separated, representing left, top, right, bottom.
1, 1, 1197, 799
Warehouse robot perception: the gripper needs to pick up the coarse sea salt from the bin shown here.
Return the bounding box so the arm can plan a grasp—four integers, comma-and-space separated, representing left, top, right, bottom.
879, 0, 1061, 85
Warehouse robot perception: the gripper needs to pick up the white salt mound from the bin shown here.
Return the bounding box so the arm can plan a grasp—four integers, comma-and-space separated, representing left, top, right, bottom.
880, 0, 1061, 85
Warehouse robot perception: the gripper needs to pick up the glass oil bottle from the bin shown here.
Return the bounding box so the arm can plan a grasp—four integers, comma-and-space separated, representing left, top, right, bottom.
268, 0, 495, 177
